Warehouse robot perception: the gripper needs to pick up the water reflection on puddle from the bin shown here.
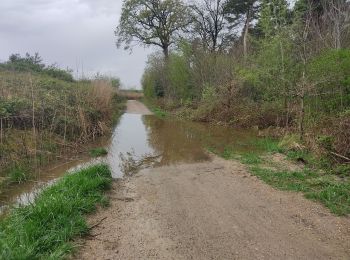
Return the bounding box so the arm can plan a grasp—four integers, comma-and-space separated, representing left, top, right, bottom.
107, 114, 211, 178
1, 112, 259, 212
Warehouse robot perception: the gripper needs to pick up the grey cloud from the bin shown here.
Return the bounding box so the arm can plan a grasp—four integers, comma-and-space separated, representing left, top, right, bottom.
0, 0, 151, 88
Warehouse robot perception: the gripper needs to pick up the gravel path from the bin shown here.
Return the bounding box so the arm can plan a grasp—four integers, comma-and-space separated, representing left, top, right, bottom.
77, 156, 350, 260
125, 100, 153, 115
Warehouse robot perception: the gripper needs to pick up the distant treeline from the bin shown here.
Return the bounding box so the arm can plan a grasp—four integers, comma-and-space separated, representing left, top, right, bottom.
0, 53, 74, 82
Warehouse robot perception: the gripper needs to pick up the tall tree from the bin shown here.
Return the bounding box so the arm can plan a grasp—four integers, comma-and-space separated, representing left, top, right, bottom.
115, 0, 191, 59
294, 0, 350, 49
259, 0, 290, 36
190, 0, 228, 52
321, 0, 349, 49
224, 0, 260, 58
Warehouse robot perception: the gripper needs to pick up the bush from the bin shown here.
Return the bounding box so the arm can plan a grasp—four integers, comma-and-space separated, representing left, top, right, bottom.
332, 110, 350, 159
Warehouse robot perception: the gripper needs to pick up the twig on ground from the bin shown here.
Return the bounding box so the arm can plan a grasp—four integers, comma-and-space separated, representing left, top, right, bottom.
89, 217, 107, 230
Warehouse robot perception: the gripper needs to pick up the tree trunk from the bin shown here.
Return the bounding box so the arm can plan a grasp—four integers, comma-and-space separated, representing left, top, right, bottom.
299, 94, 305, 141
163, 46, 169, 60
243, 8, 252, 59
299, 72, 306, 140
0, 118, 3, 145
162, 45, 170, 98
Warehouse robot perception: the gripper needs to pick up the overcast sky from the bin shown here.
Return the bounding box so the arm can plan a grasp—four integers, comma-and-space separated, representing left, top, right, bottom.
0, 0, 152, 88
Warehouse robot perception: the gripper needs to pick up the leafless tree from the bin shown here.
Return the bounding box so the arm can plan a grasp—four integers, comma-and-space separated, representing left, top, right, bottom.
307, 0, 350, 49
323, 0, 350, 49
190, 0, 229, 52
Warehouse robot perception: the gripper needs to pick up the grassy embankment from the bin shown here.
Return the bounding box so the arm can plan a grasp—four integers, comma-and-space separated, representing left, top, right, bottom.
143, 99, 168, 118
208, 136, 350, 216
0, 67, 125, 188
0, 164, 112, 259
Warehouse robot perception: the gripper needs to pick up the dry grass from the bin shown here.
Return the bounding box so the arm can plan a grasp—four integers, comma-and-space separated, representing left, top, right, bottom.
91, 80, 115, 113
0, 70, 122, 184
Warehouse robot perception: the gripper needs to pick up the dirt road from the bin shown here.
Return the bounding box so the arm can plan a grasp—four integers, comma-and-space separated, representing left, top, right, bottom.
76, 101, 350, 259
125, 100, 153, 115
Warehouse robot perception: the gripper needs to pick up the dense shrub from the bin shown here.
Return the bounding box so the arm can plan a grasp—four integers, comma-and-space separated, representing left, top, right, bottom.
0, 70, 121, 181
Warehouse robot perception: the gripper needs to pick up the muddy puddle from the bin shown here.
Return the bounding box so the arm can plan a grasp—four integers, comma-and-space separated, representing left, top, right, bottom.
0, 111, 259, 212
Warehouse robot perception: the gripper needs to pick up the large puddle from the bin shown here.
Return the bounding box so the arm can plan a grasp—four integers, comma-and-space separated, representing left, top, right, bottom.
0, 111, 259, 212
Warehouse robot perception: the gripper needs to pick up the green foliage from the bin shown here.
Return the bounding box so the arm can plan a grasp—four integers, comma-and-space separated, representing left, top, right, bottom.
89, 147, 108, 157
0, 164, 112, 259
0, 53, 74, 82
306, 183, 350, 216
142, 1, 350, 168
167, 51, 193, 100
44, 65, 74, 82
201, 84, 217, 102
250, 167, 314, 192
7, 165, 30, 184
142, 53, 166, 99
308, 49, 350, 113
255, 138, 282, 153
332, 164, 350, 177
0, 69, 123, 184
152, 107, 168, 118
0, 98, 28, 117
317, 135, 334, 151
240, 153, 262, 164
259, 0, 290, 37
116, 0, 191, 56
5, 53, 44, 72
224, 0, 259, 21
111, 78, 121, 88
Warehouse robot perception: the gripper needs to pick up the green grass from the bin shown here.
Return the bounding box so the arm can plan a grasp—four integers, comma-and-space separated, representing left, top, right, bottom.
306, 183, 350, 215
112, 95, 127, 124
152, 107, 167, 118
240, 153, 263, 165
7, 165, 30, 184
250, 166, 350, 215
0, 164, 112, 259
210, 138, 350, 216
253, 138, 282, 153
89, 147, 108, 157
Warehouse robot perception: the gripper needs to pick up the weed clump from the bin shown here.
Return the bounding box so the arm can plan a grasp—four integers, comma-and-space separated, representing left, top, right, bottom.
89, 147, 108, 157
7, 166, 30, 184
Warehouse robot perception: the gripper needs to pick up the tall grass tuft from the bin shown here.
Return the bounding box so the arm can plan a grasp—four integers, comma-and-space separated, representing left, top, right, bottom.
0, 163, 112, 259
89, 147, 108, 157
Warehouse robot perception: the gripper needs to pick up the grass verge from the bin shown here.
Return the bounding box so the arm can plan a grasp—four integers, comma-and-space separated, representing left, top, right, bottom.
142, 99, 168, 118
0, 163, 112, 259
209, 138, 350, 216
152, 107, 167, 118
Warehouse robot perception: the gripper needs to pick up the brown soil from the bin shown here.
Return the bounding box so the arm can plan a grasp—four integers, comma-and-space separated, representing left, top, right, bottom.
125, 100, 153, 115
76, 156, 350, 260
